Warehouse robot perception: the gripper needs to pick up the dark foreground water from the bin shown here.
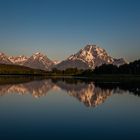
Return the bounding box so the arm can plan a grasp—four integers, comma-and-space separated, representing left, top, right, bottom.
0, 77, 140, 139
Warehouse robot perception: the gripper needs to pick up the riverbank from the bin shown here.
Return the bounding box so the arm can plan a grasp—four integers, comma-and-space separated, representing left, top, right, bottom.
1, 74, 140, 85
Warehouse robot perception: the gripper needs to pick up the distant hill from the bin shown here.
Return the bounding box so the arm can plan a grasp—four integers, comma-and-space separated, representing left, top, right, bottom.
0, 64, 47, 75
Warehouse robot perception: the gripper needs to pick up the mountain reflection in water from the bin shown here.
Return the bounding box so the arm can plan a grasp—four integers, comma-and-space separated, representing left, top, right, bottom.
0, 77, 140, 107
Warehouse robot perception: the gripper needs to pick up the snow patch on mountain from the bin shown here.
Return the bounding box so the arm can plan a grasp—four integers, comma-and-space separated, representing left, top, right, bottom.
23, 52, 54, 71
9, 55, 28, 65
0, 52, 13, 64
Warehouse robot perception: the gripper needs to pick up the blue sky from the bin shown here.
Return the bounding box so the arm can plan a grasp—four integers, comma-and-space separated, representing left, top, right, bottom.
0, 0, 140, 61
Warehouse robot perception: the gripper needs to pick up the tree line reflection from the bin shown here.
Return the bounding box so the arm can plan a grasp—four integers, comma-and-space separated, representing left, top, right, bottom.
0, 77, 140, 107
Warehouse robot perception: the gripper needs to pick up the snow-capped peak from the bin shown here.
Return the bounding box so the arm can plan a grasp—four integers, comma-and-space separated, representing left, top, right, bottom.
0, 52, 5, 56
55, 44, 127, 70
8, 55, 28, 65
35, 52, 41, 55
23, 52, 55, 71
0, 52, 9, 58
53, 60, 61, 65
0, 52, 13, 64
68, 45, 104, 60
32, 52, 47, 60
33, 52, 43, 56
67, 45, 114, 68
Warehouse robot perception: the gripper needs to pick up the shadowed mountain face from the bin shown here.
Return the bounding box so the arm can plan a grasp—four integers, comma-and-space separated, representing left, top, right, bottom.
0, 77, 140, 107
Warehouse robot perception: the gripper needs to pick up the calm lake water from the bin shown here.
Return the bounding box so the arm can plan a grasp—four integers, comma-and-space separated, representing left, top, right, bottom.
0, 77, 140, 139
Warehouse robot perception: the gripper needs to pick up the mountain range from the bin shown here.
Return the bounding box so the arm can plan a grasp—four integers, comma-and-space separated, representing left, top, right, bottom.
0, 45, 128, 71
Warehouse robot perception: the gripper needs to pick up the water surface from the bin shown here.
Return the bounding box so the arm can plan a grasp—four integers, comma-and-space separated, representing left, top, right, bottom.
0, 77, 140, 139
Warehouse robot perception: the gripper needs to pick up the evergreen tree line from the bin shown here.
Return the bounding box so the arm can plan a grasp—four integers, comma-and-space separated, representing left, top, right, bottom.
51, 59, 140, 76
50, 68, 84, 76
1, 59, 140, 76
84, 59, 140, 75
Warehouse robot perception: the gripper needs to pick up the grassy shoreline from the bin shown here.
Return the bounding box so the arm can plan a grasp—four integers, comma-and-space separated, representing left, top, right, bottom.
1, 74, 140, 84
